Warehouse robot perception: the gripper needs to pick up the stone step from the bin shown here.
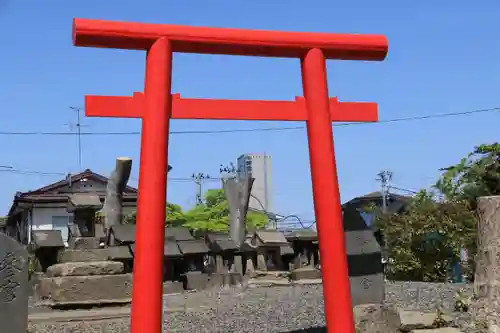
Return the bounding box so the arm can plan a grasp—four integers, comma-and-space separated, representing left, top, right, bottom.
207, 272, 244, 289
354, 304, 459, 333
411, 329, 462, 333
68, 236, 102, 250
36, 274, 132, 306
58, 246, 132, 262
46, 261, 124, 277
290, 267, 322, 280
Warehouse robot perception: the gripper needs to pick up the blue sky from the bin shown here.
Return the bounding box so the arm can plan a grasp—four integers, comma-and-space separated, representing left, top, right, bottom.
1, 1, 500, 221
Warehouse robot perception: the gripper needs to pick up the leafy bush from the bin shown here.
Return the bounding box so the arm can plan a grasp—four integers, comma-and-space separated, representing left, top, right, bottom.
375, 190, 477, 282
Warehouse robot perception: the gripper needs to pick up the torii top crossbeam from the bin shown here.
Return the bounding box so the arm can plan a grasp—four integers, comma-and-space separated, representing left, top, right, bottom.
73, 18, 387, 60
73, 18, 388, 333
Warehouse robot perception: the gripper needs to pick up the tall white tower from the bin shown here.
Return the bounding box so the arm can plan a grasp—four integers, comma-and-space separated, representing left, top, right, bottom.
236, 153, 273, 213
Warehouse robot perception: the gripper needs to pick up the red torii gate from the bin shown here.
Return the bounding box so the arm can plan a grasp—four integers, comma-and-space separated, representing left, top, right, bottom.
73, 18, 388, 333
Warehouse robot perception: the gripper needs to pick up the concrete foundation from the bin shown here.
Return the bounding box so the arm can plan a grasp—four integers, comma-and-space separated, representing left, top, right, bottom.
58, 247, 132, 262
208, 272, 244, 288
184, 272, 210, 290
290, 268, 322, 281
68, 237, 101, 250
36, 274, 132, 306
163, 281, 184, 295
46, 261, 124, 277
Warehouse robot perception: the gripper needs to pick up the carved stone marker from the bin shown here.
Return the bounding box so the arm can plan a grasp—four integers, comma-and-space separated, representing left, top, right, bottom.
0, 233, 29, 333
343, 206, 385, 306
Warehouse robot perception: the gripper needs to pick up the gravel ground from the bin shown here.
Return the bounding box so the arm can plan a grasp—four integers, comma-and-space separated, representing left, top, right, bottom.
28, 282, 474, 333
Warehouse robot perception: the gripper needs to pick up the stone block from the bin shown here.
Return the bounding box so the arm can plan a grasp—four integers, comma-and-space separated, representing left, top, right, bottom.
184, 271, 209, 290
163, 281, 184, 295
290, 268, 322, 281
68, 237, 101, 250
230, 255, 243, 274
399, 310, 453, 331
46, 261, 124, 277
245, 257, 255, 274
58, 247, 132, 262
410, 329, 461, 333
350, 273, 385, 306
208, 272, 243, 288
353, 303, 401, 333
36, 274, 132, 306
256, 252, 267, 271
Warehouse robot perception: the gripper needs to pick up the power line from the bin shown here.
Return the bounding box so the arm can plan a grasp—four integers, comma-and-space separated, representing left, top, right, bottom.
0, 106, 498, 136
0, 168, 223, 183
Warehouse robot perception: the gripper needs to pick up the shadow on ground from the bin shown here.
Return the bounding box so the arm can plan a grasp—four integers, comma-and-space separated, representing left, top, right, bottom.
285, 327, 326, 332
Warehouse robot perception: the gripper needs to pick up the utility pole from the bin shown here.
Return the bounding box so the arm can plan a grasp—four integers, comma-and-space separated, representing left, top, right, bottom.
69, 106, 88, 171
191, 173, 211, 205
376, 170, 393, 213
376, 170, 393, 276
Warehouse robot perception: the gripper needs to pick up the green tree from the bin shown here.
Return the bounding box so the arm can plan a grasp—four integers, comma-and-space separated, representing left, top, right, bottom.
375, 190, 477, 282
123, 189, 267, 232
435, 143, 500, 208
183, 189, 268, 232
123, 202, 187, 226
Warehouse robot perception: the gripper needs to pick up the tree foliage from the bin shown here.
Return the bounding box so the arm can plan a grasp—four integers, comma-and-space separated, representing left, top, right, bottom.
375, 190, 477, 282
123, 202, 186, 226
123, 188, 267, 233
183, 189, 268, 232
370, 144, 500, 282
435, 143, 500, 208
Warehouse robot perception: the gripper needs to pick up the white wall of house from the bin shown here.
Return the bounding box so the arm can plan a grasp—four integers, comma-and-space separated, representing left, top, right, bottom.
28, 205, 136, 246
29, 207, 73, 245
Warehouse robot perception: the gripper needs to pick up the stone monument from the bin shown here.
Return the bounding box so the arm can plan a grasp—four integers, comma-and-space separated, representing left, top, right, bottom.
0, 233, 29, 333
343, 206, 385, 306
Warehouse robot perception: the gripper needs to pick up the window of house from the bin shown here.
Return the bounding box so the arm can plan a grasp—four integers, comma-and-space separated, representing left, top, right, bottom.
359, 211, 375, 227
51, 216, 72, 243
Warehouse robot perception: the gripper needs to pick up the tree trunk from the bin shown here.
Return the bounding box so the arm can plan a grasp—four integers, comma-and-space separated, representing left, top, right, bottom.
473, 195, 500, 332
103, 157, 132, 245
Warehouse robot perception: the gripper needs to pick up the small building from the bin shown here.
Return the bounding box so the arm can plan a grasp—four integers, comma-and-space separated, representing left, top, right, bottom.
5, 169, 139, 246
205, 232, 239, 273
251, 230, 294, 271
284, 229, 319, 270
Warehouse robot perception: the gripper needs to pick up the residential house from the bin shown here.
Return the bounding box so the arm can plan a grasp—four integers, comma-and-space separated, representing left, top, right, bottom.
5, 169, 138, 246
342, 191, 410, 226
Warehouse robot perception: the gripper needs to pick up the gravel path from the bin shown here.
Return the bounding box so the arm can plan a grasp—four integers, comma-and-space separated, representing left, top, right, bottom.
28, 282, 473, 333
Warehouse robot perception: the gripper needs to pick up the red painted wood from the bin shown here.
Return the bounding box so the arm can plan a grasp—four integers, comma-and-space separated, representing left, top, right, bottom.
72, 17, 388, 333
73, 18, 388, 61
85, 94, 378, 122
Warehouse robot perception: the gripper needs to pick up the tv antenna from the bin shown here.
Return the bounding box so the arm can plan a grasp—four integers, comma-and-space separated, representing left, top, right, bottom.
67, 106, 89, 171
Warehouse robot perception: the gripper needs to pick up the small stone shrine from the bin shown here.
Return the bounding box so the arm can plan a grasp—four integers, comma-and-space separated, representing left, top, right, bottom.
30, 230, 65, 272
343, 206, 385, 306
286, 229, 322, 280
166, 227, 210, 290
205, 232, 239, 273
251, 230, 294, 272
67, 193, 103, 237
66, 193, 104, 250
0, 232, 29, 333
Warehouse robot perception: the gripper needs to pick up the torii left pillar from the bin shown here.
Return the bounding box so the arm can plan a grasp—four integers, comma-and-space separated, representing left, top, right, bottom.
73, 18, 388, 333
